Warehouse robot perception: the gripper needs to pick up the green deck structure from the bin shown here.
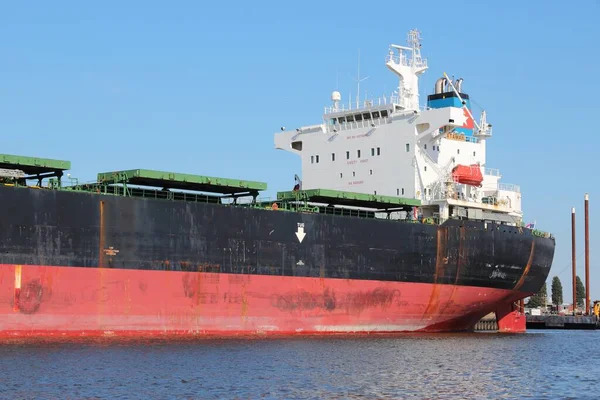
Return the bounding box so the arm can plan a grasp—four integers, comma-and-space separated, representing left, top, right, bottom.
0, 154, 71, 185
0, 154, 71, 175
97, 169, 267, 195
277, 188, 421, 210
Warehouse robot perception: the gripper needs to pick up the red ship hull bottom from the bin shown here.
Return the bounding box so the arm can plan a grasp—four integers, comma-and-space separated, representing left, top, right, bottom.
0, 264, 528, 338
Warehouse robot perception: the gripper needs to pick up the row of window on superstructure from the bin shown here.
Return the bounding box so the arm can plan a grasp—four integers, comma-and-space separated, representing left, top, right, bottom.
423, 144, 440, 151
330, 109, 389, 125
339, 170, 375, 178
422, 143, 476, 156
311, 147, 382, 164
311, 145, 474, 163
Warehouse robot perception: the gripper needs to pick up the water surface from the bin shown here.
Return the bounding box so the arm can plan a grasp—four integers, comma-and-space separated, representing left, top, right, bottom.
0, 331, 597, 399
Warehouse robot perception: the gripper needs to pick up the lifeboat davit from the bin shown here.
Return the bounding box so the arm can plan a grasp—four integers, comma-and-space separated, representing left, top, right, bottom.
451, 164, 483, 186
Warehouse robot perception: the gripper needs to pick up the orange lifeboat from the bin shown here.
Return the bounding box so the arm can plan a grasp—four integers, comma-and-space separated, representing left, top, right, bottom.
451, 164, 483, 187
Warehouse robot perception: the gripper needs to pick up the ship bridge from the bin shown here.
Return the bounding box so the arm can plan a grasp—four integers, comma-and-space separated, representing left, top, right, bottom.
274, 29, 523, 227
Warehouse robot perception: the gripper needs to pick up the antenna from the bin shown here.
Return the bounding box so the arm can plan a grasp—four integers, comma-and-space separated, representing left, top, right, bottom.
351, 49, 369, 108
348, 89, 351, 109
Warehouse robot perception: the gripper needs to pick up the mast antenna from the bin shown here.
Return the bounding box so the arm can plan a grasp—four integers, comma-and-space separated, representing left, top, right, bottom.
352, 49, 369, 108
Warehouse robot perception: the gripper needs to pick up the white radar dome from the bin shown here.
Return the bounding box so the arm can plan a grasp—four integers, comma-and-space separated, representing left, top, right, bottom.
331, 91, 341, 102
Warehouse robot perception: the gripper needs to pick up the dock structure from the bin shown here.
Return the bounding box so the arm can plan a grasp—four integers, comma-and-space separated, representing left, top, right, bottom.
526, 315, 599, 330
475, 313, 600, 331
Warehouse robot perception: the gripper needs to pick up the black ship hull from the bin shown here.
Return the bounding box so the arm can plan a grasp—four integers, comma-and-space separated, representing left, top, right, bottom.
0, 185, 555, 336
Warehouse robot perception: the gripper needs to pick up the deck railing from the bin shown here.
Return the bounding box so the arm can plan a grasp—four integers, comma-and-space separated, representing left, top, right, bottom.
484, 168, 501, 177
498, 183, 521, 193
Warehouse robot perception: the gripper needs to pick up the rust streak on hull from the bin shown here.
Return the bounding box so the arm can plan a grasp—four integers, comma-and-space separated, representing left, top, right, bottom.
513, 241, 536, 292
422, 227, 447, 319
98, 200, 106, 268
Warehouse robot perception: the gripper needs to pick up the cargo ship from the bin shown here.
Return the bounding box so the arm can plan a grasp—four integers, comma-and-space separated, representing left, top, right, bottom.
0, 30, 554, 337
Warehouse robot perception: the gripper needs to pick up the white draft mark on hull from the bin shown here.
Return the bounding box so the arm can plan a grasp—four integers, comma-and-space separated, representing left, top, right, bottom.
295, 223, 306, 243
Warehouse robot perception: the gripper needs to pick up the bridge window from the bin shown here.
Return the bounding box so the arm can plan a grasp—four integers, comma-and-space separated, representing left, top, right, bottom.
381, 110, 388, 118
338, 116, 346, 123
355, 114, 363, 121
346, 115, 354, 122
372, 111, 380, 118
363, 113, 372, 120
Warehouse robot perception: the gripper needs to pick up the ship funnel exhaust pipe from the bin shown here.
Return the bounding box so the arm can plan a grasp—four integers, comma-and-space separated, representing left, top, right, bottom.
455, 78, 463, 93
434, 77, 447, 94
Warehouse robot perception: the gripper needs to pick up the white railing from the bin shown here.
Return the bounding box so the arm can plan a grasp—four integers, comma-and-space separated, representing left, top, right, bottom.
427, 190, 475, 202
424, 190, 517, 212
484, 168, 501, 177
385, 54, 428, 69
422, 181, 519, 205
325, 96, 433, 115
324, 95, 397, 115
498, 183, 521, 193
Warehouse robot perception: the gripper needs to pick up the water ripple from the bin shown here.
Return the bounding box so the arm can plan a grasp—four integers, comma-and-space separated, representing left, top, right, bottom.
0, 331, 598, 399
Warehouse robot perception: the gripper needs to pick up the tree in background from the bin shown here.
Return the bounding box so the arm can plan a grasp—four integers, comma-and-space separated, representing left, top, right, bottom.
575, 275, 585, 308
551, 276, 563, 306
527, 282, 547, 308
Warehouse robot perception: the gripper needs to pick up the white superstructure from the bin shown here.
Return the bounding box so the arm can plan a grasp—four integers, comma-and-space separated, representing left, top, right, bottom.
274, 29, 522, 225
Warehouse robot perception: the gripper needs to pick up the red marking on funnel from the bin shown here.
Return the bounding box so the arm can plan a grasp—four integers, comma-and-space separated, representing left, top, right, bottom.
462, 108, 474, 129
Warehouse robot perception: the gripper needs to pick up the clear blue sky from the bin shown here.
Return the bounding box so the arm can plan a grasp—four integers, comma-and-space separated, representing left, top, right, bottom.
1, 1, 598, 302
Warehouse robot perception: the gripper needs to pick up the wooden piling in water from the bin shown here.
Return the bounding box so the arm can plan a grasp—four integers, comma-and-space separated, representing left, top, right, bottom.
585, 194, 590, 315
572, 207, 577, 315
